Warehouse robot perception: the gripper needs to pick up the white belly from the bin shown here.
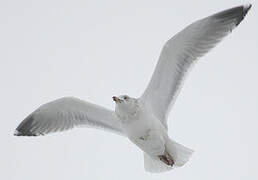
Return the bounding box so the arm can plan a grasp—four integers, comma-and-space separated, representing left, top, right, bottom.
122, 112, 168, 156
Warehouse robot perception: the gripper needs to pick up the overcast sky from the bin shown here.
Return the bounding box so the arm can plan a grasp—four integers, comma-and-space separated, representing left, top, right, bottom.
0, 0, 257, 179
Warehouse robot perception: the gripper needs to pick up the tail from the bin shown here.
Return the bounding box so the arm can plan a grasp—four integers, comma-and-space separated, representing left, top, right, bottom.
144, 139, 194, 173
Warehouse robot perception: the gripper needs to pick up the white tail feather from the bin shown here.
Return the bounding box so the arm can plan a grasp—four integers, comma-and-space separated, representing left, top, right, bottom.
166, 139, 194, 167
144, 153, 173, 173
144, 139, 193, 173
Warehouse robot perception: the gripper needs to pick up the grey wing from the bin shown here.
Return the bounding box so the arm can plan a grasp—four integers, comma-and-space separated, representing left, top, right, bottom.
14, 97, 124, 136
141, 4, 251, 128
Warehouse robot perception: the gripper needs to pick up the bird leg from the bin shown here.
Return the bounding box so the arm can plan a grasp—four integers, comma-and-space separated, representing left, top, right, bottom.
158, 151, 174, 167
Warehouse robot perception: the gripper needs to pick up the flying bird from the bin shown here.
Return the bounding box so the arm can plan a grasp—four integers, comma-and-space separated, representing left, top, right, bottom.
14, 4, 251, 173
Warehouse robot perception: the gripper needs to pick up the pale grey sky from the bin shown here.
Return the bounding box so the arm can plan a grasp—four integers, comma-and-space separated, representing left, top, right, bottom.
0, 0, 257, 179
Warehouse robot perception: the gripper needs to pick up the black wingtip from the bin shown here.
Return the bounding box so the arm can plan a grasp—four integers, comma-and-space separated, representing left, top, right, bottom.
213, 4, 252, 28
236, 4, 252, 26
13, 129, 38, 136
244, 4, 252, 11
14, 114, 39, 137
243, 4, 252, 17
13, 130, 21, 136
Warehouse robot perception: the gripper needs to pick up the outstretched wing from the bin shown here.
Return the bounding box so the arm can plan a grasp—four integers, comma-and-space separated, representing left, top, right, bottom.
141, 4, 251, 127
14, 97, 124, 136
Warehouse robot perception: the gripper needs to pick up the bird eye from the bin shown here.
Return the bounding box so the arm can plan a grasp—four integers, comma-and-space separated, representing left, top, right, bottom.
124, 96, 128, 100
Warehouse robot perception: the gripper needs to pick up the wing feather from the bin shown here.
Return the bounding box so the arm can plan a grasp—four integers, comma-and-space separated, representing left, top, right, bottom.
14, 97, 124, 136
141, 4, 251, 127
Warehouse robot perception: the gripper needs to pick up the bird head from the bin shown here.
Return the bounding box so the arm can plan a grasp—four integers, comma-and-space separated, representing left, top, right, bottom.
112, 95, 138, 118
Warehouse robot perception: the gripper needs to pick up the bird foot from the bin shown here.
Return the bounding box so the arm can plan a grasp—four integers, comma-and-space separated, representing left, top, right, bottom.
158, 152, 174, 167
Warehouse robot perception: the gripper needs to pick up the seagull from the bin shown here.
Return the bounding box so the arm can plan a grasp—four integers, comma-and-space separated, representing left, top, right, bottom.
14, 4, 251, 173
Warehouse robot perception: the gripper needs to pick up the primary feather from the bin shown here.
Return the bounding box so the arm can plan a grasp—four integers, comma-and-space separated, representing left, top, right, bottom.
141, 4, 251, 128
14, 97, 124, 136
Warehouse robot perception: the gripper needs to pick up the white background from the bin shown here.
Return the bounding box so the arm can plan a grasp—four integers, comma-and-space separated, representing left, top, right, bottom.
0, 0, 257, 179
